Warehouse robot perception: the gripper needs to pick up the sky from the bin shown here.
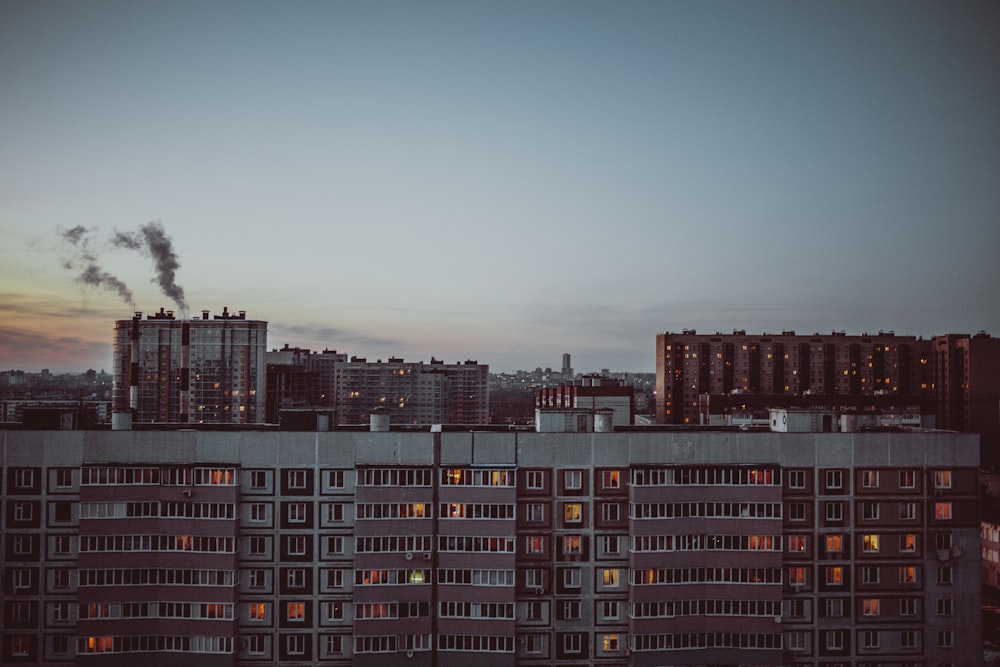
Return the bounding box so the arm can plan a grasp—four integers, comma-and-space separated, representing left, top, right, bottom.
1, 1, 998, 374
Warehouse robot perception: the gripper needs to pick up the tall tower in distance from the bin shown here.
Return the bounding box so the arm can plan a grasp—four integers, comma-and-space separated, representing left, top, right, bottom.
561, 352, 573, 377
113, 307, 267, 424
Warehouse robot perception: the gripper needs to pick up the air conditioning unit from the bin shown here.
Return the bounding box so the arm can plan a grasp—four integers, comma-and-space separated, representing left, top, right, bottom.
405, 649, 414, 658
421, 552, 432, 561
182, 489, 193, 498
951, 544, 963, 558
534, 586, 544, 595
405, 552, 414, 561
774, 615, 782, 623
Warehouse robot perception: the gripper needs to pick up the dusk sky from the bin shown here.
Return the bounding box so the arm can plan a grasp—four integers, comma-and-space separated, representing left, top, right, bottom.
2, 1, 998, 374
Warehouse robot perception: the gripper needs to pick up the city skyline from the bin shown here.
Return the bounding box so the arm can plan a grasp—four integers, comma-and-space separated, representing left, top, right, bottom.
2, 1, 999, 374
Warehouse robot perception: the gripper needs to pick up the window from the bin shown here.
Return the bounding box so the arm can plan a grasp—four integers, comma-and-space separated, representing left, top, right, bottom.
562, 535, 582, 555
287, 635, 306, 655
287, 469, 307, 489
899, 501, 917, 520
788, 567, 806, 585
937, 596, 953, 616
287, 568, 306, 588
327, 470, 345, 488
601, 502, 620, 522
14, 468, 35, 489
250, 503, 267, 522
326, 536, 343, 555
325, 635, 343, 654
250, 470, 267, 489
826, 566, 843, 586
601, 568, 620, 587
248, 536, 267, 555
52, 535, 71, 555
525, 536, 545, 555
825, 534, 843, 553
825, 631, 844, 650
937, 630, 954, 648
934, 470, 952, 489
601, 535, 620, 554
826, 469, 843, 490
935, 502, 953, 521
564, 503, 582, 523
826, 502, 843, 522
602, 634, 620, 652
525, 569, 544, 588
862, 501, 879, 520
824, 598, 844, 617
562, 633, 582, 654
55, 468, 74, 487
561, 600, 581, 620
13, 535, 33, 555
788, 535, 807, 552
601, 470, 621, 489
901, 629, 919, 649
900, 597, 917, 616
863, 534, 880, 553
899, 469, 916, 488
862, 566, 880, 584
287, 602, 306, 621
862, 630, 880, 649
863, 598, 880, 616
862, 470, 879, 488
326, 504, 344, 522
602, 600, 619, 619
937, 565, 953, 584
325, 601, 343, 621
935, 533, 953, 550
564, 470, 582, 490
288, 503, 307, 523
288, 536, 307, 556
788, 469, 806, 489
327, 570, 344, 588
526, 503, 545, 522
899, 566, 917, 584
13, 502, 33, 522
248, 569, 266, 589
562, 568, 581, 588
901, 533, 917, 552
788, 502, 806, 521
249, 603, 267, 620
526, 471, 544, 490
526, 601, 544, 620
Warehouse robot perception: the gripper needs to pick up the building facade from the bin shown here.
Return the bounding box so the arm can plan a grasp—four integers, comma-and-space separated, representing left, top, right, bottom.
113, 308, 267, 425
332, 358, 489, 426
655, 330, 935, 425
933, 332, 1000, 468
0, 423, 980, 666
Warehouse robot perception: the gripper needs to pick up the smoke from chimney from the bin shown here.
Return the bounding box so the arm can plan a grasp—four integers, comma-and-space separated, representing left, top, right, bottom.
112, 221, 188, 315
59, 225, 136, 307
59, 220, 188, 314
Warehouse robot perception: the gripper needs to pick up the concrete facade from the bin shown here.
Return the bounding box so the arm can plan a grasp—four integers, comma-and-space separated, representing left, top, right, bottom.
0, 426, 980, 666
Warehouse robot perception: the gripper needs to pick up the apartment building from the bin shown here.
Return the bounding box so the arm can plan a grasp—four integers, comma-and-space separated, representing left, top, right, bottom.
0, 420, 980, 666
655, 330, 935, 425
332, 357, 489, 426
112, 308, 267, 425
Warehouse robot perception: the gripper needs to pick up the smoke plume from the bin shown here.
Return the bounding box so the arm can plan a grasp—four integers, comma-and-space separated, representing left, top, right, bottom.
59, 225, 136, 307
112, 221, 188, 315
59, 221, 188, 314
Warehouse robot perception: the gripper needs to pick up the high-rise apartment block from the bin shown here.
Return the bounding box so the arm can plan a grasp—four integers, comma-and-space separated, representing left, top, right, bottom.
113, 308, 267, 425
330, 357, 489, 426
0, 415, 980, 666
655, 330, 934, 425
933, 332, 1000, 466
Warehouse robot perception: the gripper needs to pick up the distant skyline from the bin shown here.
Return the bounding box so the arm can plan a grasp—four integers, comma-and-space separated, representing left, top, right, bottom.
2, 1, 998, 374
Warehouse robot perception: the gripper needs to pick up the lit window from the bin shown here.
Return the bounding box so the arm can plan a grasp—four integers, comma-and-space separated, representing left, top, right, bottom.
825, 534, 843, 553
935, 502, 952, 520
602, 634, 620, 652
287, 602, 306, 621
601, 568, 620, 587
900, 533, 917, 552
564, 503, 582, 523
788, 535, 807, 552
862, 470, 879, 488
863, 534, 880, 552
899, 469, 916, 488
934, 470, 952, 489
601, 470, 620, 489
826, 566, 843, 586
899, 566, 917, 584
249, 603, 267, 620
862, 598, 880, 616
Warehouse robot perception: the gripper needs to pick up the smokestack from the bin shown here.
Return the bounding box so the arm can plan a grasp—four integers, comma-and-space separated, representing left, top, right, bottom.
180, 321, 190, 423
129, 313, 140, 413
114, 312, 141, 430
